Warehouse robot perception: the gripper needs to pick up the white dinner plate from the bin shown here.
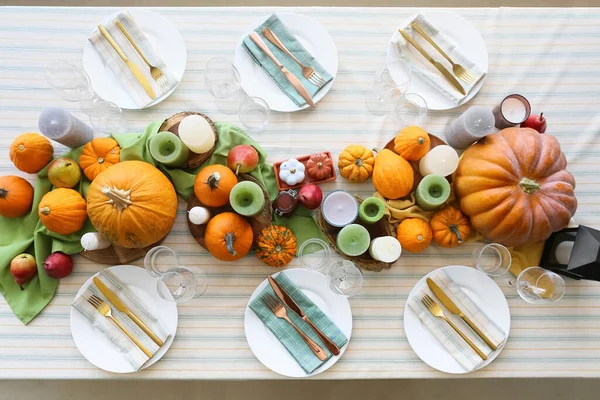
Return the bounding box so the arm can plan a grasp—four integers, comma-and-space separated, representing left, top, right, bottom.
233, 12, 338, 112
83, 9, 187, 110
70, 265, 178, 373
404, 265, 510, 374
244, 269, 352, 377
386, 10, 488, 111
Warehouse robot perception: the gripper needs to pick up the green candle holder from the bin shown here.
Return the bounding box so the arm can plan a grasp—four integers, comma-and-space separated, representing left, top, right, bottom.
359, 197, 386, 224
415, 174, 451, 211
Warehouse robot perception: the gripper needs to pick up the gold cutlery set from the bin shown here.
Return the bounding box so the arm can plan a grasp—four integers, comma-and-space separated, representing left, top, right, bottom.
421, 278, 496, 360
98, 22, 168, 100
400, 22, 475, 95
87, 276, 162, 358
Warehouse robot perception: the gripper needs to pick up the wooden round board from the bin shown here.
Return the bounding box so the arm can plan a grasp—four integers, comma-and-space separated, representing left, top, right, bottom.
158, 111, 219, 170
80, 238, 164, 265
316, 195, 396, 272
186, 174, 273, 251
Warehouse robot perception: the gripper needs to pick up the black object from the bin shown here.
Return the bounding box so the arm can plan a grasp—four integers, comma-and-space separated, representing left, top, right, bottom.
540, 225, 600, 281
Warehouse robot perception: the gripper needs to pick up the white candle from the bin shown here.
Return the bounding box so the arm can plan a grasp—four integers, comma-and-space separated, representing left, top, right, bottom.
555, 241, 575, 265
81, 232, 112, 251
188, 206, 212, 225
178, 115, 215, 154
419, 145, 459, 177
369, 236, 402, 263
501, 97, 527, 123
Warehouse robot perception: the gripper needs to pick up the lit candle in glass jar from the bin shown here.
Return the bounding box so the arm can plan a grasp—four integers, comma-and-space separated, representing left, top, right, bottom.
493, 94, 531, 129
419, 145, 459, 177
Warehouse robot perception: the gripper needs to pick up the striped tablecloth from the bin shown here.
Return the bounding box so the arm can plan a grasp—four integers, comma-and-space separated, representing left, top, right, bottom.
1, 6, 600, 379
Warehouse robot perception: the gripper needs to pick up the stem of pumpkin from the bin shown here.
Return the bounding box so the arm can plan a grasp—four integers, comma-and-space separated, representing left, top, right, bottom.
97, 157, 104, 165
449, 224, 463, 244
225, 232, 237, 256
102, 186, 133, 212
519, 178, 542, 195
0, 188, 7, 198
206, 172, 221, 189
40, 207, 51, 216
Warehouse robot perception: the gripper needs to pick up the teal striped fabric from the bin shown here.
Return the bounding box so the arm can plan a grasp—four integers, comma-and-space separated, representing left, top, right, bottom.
1, 6, 600, 379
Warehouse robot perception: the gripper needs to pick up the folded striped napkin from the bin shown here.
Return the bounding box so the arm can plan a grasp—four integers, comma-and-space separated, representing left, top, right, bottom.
391, 13, 486, 105
88, 11, 177, 108
408, 270, 506, 372
72, 269, 171, 371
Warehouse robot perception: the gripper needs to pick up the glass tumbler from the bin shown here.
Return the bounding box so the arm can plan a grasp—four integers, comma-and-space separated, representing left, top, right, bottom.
298, 238, 331, 273
366, 59, 412, 116
238, 96, 270, 132
394, 93, 428, 126
516, 267, 566, 304
326, 260, 363, 297
472, 243, 512, 277
204, 57, 247, 115
157, 266, 208, 303
144, 246, 178, 278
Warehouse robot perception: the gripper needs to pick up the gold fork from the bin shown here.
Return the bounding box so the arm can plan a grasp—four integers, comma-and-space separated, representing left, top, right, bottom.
263, 294, 328, 361
87, 295, 153, 358
421, 294, 487, 360
411, 23, 475, 84
115, 20, 168, 89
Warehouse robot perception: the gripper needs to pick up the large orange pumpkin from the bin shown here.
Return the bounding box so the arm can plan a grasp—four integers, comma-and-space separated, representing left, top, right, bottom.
0, 176, 34, 218
9, 133, 54, 174
38, 188, 87, 235
79, 138, 121, 180
372, 149, 414, 199
87, 161, 178, 248
205, 212, 253, 261
454, 128, 577, 246
194, 164, 238, 207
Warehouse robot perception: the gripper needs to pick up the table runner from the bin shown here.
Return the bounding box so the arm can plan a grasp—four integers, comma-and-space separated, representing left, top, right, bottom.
1, 6, 600, 379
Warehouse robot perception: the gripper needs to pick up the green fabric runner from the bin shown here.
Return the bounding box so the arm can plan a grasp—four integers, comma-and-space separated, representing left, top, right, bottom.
0, 147, 95, 324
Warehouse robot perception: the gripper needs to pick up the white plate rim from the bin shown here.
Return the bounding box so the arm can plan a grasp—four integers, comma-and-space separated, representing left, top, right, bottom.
244, 268, 352, 377
404, 265, 511, 374
69, 265, 178, 373
233, 12, 338, 113
385, 10, 489, 111
82, 8, 187, 110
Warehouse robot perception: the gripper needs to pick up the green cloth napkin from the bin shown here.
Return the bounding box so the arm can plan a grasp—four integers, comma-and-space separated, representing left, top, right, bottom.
0, 147, 95, 324
112, 121, 325, 251
249, 272, 348, 374
242, 14, 333, 107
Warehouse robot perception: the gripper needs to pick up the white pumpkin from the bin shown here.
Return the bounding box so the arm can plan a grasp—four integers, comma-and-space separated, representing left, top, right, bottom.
279, 159, 306, 186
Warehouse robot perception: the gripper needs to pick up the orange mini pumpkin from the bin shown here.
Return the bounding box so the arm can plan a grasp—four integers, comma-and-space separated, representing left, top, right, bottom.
338, 145, 375, 183
79, 138, 121, 180
393, 126, 431, 161
38, 188, 87, 235
194, 164, 238, 207
256, 225, 297, 267
430, 206, 471, 248
397, 218, 432, 253
10, 133, 54, 174
205, 212, 253, 262
0, 175, 34, 218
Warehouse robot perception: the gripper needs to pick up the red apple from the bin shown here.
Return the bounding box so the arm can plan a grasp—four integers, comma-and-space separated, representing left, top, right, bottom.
298, 184, 323, 210
521, 112, 547, 133
10, 253, 37, 289
227, 145, 259, 175
48, 157, 82, 188
44, 251, 73, 279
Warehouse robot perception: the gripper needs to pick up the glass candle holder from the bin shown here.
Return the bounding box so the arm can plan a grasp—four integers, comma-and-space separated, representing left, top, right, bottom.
238, 96, 270, 133
447, 106, 495, 149
419, 145, 459, 177
298, 238, 331, 272
492, 94, 531, 129
472, 243, 512, 276
394, 93, 428, 127
144, 246, 178, 278
205, 57, 247, 115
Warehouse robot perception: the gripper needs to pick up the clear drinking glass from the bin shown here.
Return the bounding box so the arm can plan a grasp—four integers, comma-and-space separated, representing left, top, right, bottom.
144, 246, 178, 277
298, 238, 331, 273
238, 96, 270, 132
326, 260, 363, 297
516, 267, 566, 304
157, 266, 208, 303
394, 93, 428, 126
472, 243, 512, 277
204, 57, 247, 115
366, 59, 412, 116
85, 101, 127, 133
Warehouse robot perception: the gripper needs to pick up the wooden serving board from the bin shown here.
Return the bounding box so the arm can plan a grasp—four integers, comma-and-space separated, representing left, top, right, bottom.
186, 174, 273, 251
80, 239, 164, 265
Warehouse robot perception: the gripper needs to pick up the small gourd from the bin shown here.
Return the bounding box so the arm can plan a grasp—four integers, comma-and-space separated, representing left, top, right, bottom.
9, 133, 54, 174
397, 218, 432, 253
430, 206, 471, 248
0, 175, 34, 218
194, 164, 238, 207
79, 138, 121, 181
372, 149, 414, 199
393, 126, 431, 161
256, 225, 297, 267
279, 159, 306, 186
338, 145, 374, 183
38, 188, 87, 235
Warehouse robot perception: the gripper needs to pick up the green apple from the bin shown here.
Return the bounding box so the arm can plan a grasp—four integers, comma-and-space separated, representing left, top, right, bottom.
48, 157, 82, 188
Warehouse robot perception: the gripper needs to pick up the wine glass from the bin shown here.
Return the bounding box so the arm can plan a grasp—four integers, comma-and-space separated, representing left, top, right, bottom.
238, 96, 270, 132
204, 57, 247, 115
516, 267, 566, 304
366, 59, 411, 116
326, 260, 363, 297
157, 266, 208, 303
472, 243, 512, 277
394, 93, 428, 126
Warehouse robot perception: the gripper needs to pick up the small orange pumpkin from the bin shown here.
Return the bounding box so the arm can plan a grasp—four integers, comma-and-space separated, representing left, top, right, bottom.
430, 206, 471, 248
38, 188, 87, 235
205, 212, 253, 262
10, 133, 54, 174
306, 153, 333, 180
194, 165, 238, 207
256, 225, 297, 267
372, 149, 414, 199
338, 145, 375, 183
79, 138, 121, 180
0, 176, 34, 218
397, 218, 432, 253
393, 126, 431, 161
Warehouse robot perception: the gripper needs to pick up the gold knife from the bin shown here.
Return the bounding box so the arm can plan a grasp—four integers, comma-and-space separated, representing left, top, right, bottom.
426, 278, 497, 350
94, 277, 164, 347
399, 29, 466, 96
268, 276, 341, 355
97, 24, 156, 100
248, 32, 315, 108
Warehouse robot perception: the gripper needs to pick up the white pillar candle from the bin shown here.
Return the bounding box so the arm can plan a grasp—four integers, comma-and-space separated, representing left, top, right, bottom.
369, 236, 402, 263
447, 106, 495, 149
419, 145, 459, 177
178, 115, 215, 154
81, 232, 112, 251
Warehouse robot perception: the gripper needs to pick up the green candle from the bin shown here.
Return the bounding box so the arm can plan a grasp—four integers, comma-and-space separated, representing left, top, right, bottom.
229, 181, 266, 217
337, 224, 371, 257
149, 131, 189, 168
415, 174, 451, 211
359, 197, 386, 224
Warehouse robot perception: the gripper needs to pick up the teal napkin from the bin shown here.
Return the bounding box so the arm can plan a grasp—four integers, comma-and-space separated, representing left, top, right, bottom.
242, 14, 333, 107
249, 272, 348, 374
